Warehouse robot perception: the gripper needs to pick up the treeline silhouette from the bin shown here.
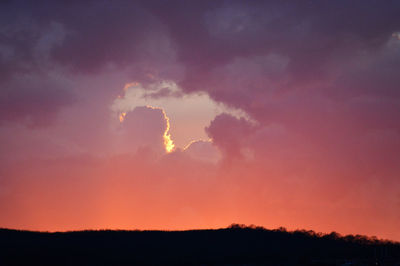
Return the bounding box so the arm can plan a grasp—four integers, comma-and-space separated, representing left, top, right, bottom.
0, 224, 399, 265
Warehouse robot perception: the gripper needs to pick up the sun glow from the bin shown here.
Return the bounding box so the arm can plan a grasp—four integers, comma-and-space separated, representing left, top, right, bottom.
112, 80, 250, 151
119, 112, 126, 123
145, 105, 175, 153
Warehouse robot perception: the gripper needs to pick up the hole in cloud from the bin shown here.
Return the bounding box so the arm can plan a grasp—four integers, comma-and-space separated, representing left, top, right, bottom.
111, 80, 252, 153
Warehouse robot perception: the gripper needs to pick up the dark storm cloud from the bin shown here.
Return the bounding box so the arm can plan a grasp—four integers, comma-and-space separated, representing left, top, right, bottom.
0, 0, 170, 125
1, 0, 400, 130
165, 0, 400, 116
206, 113, 256, 159
0, 74, 76, 126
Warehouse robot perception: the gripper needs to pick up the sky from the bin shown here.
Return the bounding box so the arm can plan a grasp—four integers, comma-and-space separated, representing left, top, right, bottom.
0, 0, 400, 241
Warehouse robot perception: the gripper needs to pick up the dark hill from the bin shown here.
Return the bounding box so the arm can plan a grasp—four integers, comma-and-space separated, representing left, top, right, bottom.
0, 224, 399, 265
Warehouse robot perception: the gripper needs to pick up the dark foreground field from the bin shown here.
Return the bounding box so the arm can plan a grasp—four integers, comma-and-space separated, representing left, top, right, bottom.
0, 224, 399, 266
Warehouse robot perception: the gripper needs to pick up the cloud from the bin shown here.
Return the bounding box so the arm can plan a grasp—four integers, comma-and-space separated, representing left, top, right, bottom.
4, 0, 399, 130
115, 106, 169, 154
0, 10, 74, 125
0, 72, 76, 126
183, 139, 221, 163
206, 113, 256, 160
112, 80, 251, 149
0, 1, 181, 125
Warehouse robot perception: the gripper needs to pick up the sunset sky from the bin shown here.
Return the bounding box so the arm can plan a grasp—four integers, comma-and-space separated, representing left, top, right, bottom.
1, 0, 400, 241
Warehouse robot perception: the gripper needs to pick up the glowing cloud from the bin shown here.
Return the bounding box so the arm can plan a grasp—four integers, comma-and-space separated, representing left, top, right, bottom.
146, 105, 175, 153
124, 82, 139, 91
111, 80, 252, 149
183, 139, 221, 163
183, 139, 211, 151
119, 112, 126, 123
